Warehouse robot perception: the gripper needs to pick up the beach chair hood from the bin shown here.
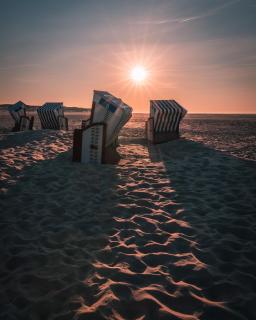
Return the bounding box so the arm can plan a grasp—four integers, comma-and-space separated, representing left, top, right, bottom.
37, 102, 66, 129
8, 101, 26, 123
92, 90, 132, 147
150, 100, 187, 133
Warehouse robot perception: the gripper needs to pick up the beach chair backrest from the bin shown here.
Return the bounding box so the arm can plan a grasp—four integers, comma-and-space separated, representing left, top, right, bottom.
8, 101, 26, 124
91, 90, 132, 147
37, 102, 64, 129
150, 100, 187, 133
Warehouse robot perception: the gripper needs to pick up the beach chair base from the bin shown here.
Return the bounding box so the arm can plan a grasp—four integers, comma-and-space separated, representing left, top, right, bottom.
12, 116, 34, 132
12, 122, 20, 132
73, 123, 105, 164
146, 118, 180, 144
152, 132, 180, 144
73, 123, 121, 164
58, 116, 69, 130
145, 118, 154, 142
103, 145, 121, 164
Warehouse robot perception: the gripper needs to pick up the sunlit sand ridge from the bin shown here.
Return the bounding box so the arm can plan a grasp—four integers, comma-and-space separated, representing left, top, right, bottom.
0, 114, 255, 319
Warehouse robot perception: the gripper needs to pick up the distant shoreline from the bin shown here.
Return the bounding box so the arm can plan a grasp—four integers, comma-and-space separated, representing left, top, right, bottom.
0, 104, 255, 116
0, 104, 90, 112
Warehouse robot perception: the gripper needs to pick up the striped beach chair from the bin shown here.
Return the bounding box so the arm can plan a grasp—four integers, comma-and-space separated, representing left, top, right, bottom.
146, 100, 187, 144
8, 101, 34, 132
73, 90, 132, 164
37, 102, 68, 130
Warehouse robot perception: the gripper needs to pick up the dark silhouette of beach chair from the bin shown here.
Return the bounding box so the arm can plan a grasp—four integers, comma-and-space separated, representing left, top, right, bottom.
146, 100, 187, 144
37, 102, 68, 130
73, 90, 132, 164
8, 101, 34, 132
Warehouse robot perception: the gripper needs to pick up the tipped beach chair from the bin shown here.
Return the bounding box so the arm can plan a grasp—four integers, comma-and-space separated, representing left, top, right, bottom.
37, 102, 68, 130
146, 100, 187, 144
73, 90, 132, 164
8, 101, 34, 132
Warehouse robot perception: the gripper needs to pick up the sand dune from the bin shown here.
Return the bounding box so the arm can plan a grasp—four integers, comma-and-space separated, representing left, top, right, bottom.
0, 120, 256, 319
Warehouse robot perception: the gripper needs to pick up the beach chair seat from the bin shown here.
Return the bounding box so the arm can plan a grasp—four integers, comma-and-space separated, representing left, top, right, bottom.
73, 90, 132, 164
73, 123, 106, 164
19, 115, 34, 131
146, 100, 187, 144
8, 101, 34, 132
37, 102, 68, 130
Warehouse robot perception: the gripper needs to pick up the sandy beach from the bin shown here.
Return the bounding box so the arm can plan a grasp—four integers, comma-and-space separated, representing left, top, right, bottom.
0, 113, 256, 319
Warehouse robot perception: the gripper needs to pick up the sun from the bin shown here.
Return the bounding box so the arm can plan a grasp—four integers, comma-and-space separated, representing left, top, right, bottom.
130, 65, 148, 84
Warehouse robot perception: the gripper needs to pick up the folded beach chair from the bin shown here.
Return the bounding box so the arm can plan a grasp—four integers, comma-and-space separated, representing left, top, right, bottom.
37, 102, 68, 130
73, 90, 132, 164
8, 101, 34, 132
146, 100, 187, 144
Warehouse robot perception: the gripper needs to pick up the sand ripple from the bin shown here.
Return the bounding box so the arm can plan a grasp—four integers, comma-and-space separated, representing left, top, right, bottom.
0, 128, 255, 319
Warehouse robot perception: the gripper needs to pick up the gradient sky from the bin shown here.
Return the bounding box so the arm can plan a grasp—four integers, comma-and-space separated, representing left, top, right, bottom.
0, 0, 255, 113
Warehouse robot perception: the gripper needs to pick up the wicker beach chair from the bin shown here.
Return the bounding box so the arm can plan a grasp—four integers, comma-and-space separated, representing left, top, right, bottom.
73, 90, 132, 164
146, 100, 187, 144
8, 101, 34, 132
37, 102, 68, 130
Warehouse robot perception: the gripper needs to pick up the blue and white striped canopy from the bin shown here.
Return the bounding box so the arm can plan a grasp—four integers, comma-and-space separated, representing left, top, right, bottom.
92, 91, 128, 122
150, 100, 187, 133
37, 102, 63, 112
37, 102, 64, 129
92, 90, 132, 146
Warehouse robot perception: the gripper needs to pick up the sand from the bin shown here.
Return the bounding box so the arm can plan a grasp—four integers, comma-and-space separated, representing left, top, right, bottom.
0, 114, 256, 320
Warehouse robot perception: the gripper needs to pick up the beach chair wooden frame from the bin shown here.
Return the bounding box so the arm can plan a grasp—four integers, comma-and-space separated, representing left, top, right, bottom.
73, 121, 121, 164
73, 123, 106, 164
18, 115, 34, 132
80, 100, 103, 128
9, 101, 34, 132
58, 115, 69, 131
146, 117, 180, 144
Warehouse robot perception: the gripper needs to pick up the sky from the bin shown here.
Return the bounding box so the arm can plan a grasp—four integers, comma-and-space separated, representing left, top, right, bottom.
0, 0, 255, 113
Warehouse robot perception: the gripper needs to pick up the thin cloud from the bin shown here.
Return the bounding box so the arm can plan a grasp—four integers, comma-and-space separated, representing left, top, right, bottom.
134, 0, 241, 25
0, 63, 41, 71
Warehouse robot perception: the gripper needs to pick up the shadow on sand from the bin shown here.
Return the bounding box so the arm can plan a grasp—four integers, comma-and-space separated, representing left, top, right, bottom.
0, 130, 62, 149
75, 138, 255, 320
150, 139, 256, 319
1, 136, 255, 320
0, 147, 121, 320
